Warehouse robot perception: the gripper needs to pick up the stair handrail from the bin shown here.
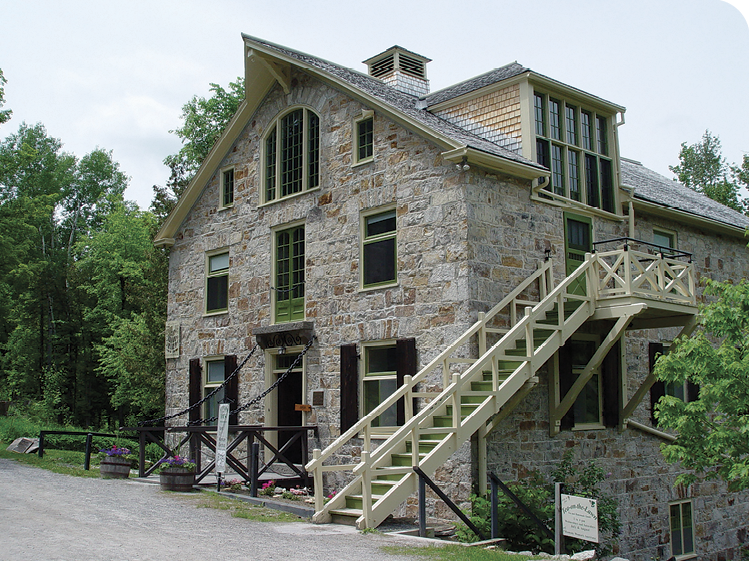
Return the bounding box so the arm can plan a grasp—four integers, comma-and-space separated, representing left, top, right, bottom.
305, 259, 554, 475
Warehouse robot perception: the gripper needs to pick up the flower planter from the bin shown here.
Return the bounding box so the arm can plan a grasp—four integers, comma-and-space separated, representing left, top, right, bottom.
99, 455, 131, 479
159, 468, 196, 491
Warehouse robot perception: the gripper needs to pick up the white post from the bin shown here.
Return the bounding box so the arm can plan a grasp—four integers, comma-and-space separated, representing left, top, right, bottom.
313, 449, 323, 512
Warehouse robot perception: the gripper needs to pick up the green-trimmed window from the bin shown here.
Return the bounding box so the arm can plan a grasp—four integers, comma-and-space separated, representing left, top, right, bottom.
221, 168, 234, 208
534, 92, 616, 213
355, 116, 374, 163
264, 108, 320, 203
654, 229, 676, 253
204, 359, 225, 420
275, 225, 305, 323
206, 252, 229, 313
362, 344, 398, 427
670, 501, 694, 557
569, 337, 602, 427
362, 210, 397, 288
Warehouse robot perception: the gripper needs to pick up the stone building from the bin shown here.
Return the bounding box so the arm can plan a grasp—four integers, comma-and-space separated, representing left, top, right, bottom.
154, 35, 749, 560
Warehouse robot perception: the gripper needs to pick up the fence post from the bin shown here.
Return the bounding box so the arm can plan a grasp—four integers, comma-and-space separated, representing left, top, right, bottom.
418, 469, 427, 537
491, 475, 499, 539
38, 431, 45, 458
83, 433, 93, 470
555, 482, 564, 555
250, 441, 260, 497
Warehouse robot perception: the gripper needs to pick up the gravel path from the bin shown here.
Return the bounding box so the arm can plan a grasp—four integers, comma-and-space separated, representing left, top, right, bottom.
0, 459, 429, 561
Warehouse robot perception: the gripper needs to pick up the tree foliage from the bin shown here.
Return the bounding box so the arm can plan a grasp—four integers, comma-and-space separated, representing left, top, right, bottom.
654, 279, 749, 491
0, 68, 11, 126
669, 130, 747, 213
0, 122, 166, 427
153, 77, 243, 220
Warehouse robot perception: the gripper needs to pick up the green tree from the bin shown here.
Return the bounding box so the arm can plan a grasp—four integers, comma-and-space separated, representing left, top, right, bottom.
154, 77, 243, 219
669, 130, 745, 212
654, 279, 749, 491
0, 68, 11, 126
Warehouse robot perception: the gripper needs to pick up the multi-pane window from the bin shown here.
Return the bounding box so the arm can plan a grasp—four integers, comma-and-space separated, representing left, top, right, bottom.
569, 337, 602, 427
355, 116, 374, 163
204, 359, 225, 420
221, 168, 234, 208
534, 92, 615, 213
670, 501, 695, 557
206, 252, 229, 313
362, 210, 397, 288
654, 229, 676, 252
362, 344, 398, 427
275, 225, 305, 323
264, 108, 320, 203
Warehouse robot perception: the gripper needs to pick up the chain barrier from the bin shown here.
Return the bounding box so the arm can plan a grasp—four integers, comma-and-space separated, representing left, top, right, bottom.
137, 344, 260, 427
189, 335, 317, 426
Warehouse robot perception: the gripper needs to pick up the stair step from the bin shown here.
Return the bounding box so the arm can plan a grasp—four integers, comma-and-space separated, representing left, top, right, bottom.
445, 404, 479, 416
346, 494, 384, 509
405, 440, 439, 453
330, 508, 362, 525
460, 394, 488, 404
371, 480, 397, 494
391, 453, 426, 466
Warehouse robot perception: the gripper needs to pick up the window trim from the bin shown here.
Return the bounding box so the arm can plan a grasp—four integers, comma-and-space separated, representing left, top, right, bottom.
654, 228, 678, 254
360, 205, 398, 291
669, 499, 696, 559
353, 110, 374, 167
272, 221, 306, 324
360, 340, 399, 434
205, 249, 230, 316
260, 106, 321, 205
219, 166, 235, 210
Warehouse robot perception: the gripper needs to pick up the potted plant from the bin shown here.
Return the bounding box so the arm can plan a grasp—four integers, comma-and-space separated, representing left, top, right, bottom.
98, 445, 133, 479
156, 455, 196, 491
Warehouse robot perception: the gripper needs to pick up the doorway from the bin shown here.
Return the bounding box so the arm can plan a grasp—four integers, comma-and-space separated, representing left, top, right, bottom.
564, 213, 592, 294
266, 351, 305, 465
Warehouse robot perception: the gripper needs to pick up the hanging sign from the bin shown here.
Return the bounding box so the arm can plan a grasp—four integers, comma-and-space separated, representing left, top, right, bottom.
561, 494, 599, 543
215, 403, 230, 474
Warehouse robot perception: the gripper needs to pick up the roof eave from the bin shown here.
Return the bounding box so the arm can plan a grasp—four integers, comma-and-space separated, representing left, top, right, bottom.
633, 196, 748, 239
528, 73, 626, 114
442, 147, 549, 180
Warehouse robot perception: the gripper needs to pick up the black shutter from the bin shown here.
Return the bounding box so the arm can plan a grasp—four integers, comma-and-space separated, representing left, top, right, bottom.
224, 355, 239, 425
602, 339, 620, 428
396, 338, 418, 425
687, 381, 700, 403
558, 341, 574, 429
189, 358, 202, 425
340, 344, 359, 433
649, 342, 665, 425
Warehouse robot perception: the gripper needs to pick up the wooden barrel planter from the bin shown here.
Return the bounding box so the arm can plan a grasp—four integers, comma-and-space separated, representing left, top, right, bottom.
159, 468, 196, 491
99, 456, 131, 479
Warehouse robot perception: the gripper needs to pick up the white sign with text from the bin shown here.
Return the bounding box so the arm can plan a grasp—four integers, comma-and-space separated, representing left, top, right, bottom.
215, 403, 230, 474
561, 493, 599, 543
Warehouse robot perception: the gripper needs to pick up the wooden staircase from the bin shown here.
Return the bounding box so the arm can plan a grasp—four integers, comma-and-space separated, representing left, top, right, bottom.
307, 245, 697, 529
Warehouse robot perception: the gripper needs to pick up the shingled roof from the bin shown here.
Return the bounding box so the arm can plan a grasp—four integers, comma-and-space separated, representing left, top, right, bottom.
243, 35, 545, 172
423, 62, 529, 107
621, 158, 749, 231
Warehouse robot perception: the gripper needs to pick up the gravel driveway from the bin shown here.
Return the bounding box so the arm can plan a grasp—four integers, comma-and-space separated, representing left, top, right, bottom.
0, 459, 426, 561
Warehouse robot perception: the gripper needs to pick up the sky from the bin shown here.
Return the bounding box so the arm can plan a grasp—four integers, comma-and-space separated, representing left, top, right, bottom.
1, 0, 748, 209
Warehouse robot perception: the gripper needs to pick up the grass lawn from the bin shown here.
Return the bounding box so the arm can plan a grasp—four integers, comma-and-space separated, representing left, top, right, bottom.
383, 544, 538, 560
0, 442, 100, 477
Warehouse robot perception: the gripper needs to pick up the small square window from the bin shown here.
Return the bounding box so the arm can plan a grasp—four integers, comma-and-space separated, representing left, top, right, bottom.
354, 114, 374, 164
221, 169, 234, 208
206, 252, 229, 313
670, 500, 695, 557
654, 229, 676, 253
362, 210, 397, 288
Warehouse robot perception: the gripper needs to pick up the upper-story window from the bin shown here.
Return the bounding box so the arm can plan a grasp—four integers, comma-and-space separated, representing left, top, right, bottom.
534, 92, 616, 214
361, 208, 397, 289
220, 168, 234, 209
263, 108, 320, 203
354, 111, 374, 165
206, 251, 229, 314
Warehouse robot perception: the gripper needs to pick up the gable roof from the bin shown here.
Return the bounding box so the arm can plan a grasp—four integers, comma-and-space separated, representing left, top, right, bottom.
621, 158, 749, 234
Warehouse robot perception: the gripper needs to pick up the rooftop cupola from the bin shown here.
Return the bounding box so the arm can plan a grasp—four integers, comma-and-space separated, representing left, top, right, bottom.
363, 46, 431, 97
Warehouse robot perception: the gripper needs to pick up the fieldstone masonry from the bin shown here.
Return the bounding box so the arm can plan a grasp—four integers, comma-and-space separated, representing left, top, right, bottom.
164, 67, 749, 560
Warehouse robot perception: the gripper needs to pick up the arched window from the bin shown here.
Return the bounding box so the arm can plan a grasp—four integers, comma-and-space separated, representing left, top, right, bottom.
263, 107, 320, 203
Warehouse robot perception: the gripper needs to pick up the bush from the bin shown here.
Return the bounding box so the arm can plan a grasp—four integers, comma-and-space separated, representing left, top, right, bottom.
457, 450, 620, 557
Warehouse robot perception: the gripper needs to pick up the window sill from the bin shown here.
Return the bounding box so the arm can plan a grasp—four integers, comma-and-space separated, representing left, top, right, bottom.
352, 157, 374, 169
203, 310, 229, 318
218, 203, 234, 212
359, 281, 398, 293
258, 186, 320, 208
571, 423, 605, 431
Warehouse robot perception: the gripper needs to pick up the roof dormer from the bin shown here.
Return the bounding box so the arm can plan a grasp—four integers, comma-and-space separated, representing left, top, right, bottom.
364, 46, 431, 97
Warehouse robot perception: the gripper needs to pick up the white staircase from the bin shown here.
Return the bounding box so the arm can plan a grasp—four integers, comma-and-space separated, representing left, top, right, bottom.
306, 246, 696, 529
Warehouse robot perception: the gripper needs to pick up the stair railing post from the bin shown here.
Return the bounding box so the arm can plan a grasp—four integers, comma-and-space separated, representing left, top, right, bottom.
624, 246, 633, 298
363, 423, 370, 454
451, 373, 461, 429
361, 450, 372, 528
404, 375, 413, 421
477, 312, 486, 357
524, 306, 533, 363
312, 448, 323, 511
